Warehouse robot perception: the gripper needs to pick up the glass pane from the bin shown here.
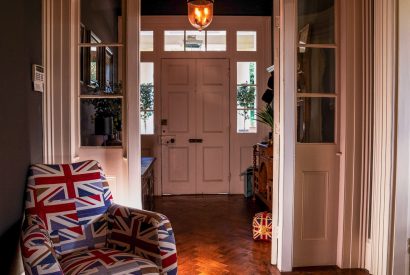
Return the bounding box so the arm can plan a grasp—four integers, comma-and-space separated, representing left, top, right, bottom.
140, 62, 154, 85
237, 86, 256, 109
140, 62, 154, 135
80, 0, 122, 44
80, 46, 123, 95
298, 0, 335, 44
140, 111, 154, 135
80, 98, 122, 146
297, 97, 335, 143
237, 110, 257, 133
140, 31, 154, 51
207, 31, 227, 51
164, 31, 185, 51
140, 83, 154, 132
237, 62, 257, 85
185, 31, 205, 51
297, 48, 335, 93
237, 31, 257, 51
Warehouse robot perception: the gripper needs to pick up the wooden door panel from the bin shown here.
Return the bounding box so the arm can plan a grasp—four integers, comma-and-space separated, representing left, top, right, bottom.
294, 145, 338, 267
161, 59, 196, 194
168, 92, 190, 133
196, 59, 230, 194
162, 59, 230, 195
301, 171, 328, 240
203, 146, 225, 181
168, 147, 190, 182
202, 92, 224, 133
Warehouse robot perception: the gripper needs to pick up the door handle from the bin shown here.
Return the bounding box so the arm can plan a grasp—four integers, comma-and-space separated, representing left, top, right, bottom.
189, 139, 203, 143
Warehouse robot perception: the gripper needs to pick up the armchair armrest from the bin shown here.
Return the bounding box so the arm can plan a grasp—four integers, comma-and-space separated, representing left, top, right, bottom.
107, 204, 178, 275
21, 215, 63, 275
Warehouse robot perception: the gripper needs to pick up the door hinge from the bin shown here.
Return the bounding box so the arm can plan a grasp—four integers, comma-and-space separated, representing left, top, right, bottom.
408, 238, 410, 254
229, 173, 231, 182
274, 226, 279, 239
275, 16, 281, 29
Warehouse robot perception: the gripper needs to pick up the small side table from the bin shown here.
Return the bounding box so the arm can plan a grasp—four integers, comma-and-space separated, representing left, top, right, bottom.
141, 157, 155, 211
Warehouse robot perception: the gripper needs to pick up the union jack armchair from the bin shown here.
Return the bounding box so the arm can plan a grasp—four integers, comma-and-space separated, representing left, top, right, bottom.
21, 160, 177, 275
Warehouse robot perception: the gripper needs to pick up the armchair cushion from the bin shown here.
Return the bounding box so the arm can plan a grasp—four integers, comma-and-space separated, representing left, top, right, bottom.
60, 248, 159, 274
21, 215, 63, 275
21, 160, 178, 275
107, 204, 178, 275
25, 160, 113, 256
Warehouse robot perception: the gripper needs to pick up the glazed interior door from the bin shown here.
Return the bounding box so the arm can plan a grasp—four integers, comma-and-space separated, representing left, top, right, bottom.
293, 0, 339, 267
161, 59, 230, 195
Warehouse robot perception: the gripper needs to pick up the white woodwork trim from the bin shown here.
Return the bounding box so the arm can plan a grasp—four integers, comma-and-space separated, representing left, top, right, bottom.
277, 0, 296, 271
337, 0, 365, 268
126, 0, 142, 209
359, 0, 374, 270
70, 0, 80, 163
370, 0, 398, 274
140, 15, 272, 197
42, 0, 53, 163
271, 0, 280, 266
392, 0, 410, 274
42, 0, 74, 164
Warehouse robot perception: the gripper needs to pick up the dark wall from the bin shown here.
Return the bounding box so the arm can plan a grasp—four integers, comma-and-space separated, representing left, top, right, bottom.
142, 0, 273, 16
0, 0, 43, 273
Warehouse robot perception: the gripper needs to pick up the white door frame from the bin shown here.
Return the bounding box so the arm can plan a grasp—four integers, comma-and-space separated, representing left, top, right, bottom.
394, 1, 410, 274
277, 0, 408, 273
276, 0, 378, 271
43, 0, 142, 208
277, 0, 296, 271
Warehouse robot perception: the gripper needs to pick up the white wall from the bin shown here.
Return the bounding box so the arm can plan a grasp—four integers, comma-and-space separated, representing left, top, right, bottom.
394, 0, 410, 274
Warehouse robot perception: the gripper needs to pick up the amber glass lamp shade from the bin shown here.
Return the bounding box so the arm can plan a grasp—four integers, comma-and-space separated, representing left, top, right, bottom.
187, 0, 214, 31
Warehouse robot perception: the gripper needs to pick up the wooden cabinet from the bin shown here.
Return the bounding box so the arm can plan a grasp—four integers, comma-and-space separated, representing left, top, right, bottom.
141, 157, 155, 210
253, 143, 273, 209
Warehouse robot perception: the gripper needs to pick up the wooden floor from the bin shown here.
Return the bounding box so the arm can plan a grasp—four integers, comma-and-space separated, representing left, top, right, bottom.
154, 195, 369, 275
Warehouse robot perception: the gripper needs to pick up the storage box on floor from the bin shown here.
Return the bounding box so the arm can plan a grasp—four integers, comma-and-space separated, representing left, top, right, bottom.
243, 167, 253, 198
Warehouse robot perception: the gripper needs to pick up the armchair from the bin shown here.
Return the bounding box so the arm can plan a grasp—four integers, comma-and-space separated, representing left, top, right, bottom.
21, 160, 177, 275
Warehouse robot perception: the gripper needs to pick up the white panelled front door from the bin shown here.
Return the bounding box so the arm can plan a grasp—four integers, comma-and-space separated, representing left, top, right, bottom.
161, 59, 230, 195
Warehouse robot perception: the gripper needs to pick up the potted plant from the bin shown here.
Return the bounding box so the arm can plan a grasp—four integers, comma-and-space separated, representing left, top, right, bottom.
256, 103, 273, 129
237, 84, 256, 131
85, 99, 122, 145
256, 103, 274, 144
140, 83, 154, 133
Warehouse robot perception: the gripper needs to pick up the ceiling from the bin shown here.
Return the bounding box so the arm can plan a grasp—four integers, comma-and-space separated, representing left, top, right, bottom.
141, 0, 273, 16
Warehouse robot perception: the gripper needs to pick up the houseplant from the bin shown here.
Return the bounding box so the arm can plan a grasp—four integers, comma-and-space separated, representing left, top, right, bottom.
140, 83, 154, 133
256, 103, 273, 144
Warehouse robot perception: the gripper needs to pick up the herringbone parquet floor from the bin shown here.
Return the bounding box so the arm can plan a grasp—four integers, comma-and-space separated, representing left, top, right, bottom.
154, 195, 369, 275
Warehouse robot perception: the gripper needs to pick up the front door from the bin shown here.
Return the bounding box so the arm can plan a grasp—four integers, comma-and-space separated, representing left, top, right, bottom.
161, 59, 230, 195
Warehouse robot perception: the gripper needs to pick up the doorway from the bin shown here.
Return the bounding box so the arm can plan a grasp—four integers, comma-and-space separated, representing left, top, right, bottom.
161, 58, 230, 195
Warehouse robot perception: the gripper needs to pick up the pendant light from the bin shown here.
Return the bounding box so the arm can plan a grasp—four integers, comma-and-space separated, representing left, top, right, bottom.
187, 0, 214, 31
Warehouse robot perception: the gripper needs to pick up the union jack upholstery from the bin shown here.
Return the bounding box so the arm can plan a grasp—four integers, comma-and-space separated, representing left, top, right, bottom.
21, 160, 178, 275
252, 212, 272, 241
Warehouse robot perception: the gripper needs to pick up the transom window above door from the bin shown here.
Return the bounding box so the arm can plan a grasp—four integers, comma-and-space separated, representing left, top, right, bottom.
164, 30, 227, 52
140, 30, 258, 53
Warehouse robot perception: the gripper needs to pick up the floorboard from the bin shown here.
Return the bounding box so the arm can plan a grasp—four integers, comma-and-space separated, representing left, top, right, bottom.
154, 195, 369, 275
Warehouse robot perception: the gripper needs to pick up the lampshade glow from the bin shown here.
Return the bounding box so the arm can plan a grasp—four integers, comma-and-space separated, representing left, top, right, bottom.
187, 0, 214, 31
